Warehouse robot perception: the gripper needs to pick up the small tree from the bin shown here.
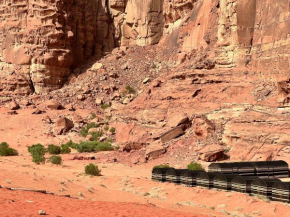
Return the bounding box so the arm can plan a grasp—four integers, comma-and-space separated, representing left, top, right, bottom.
0, 142, 18, 156
187, 161, 204, 171
28, 144, 46, 164
47, 144, 61, 155
153, 164, 170, 169
49, 155, 62, 165
85, 163, 101, 176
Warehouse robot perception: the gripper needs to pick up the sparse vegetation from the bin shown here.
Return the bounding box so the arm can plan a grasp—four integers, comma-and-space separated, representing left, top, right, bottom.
104, 125, 109, 131
90, 131, 103, 141
76, 141, 113, 153
187, 161, 204, 171
101, 103, 111, 110
0, 142, 18, 156
109, 127, 116, 134
80, 122, 100, 137
151, 63, 157, 69
85, 163, 101, 176
49, 155, 62, 165
153, 164, 170, 169
28, 144, 46, 164
60, 143, 72, 154
89, 113, 96, 120
126, 85, 135, 94
47, 144, 61, 155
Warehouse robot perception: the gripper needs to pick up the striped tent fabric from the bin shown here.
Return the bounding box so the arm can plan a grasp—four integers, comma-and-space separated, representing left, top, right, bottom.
213, 174, 240, 191
208, 162, 255, 176
166, 168, 188, 184
232, 176, 259, 193
272, 182, 290, 203
251, 161, 289, 178
251, 178, 282, 198
152, 168, 172, 182
196, 172, 222, 189
180, 170, 204, 187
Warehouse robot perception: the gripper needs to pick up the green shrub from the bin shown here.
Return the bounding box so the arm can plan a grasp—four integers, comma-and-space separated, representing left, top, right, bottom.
187, 162, 204, 171
101, 103, 111, 110
80, 123, 99, 137
103, 125, 109, 131
77, 141, 98, 153
28, 144, 46, 156
95, 142, 113, 152
89, 113, 96, 120
109, 127, 116, 133
49, 155, 62, 165
85, 163, 101, 176
90, 131, 103, 141
60, 144, 71, 154
28, 144, 46, 164
153, 164, 170, 169
32, 155, 45, 164
125, 85, 135, 94
0, 142, 18, 156
47, 144, 61, 155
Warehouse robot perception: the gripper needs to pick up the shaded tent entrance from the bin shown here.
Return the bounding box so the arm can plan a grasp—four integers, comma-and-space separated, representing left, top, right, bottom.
180, 170, 204, 186
166, 168, 188, 184
213, 174, 240, 191
251, 178, 282, 198
232, 176, 258, 193
272, 182, 290, 203
152, 168, 172, 182
196, 172, 221, 188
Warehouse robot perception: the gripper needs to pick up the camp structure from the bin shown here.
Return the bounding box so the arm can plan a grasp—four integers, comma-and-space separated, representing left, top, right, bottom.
166, 168, 188, 184
196, 172, 222, 188
152, 167, 172, 182
208, 162, 255, 176
272, 182, 290, 203
180, 170, 205, 186
213, 174, 241, 191
251, 178, 282, 198
251, 161, 289, 178
231, 176, 259, 193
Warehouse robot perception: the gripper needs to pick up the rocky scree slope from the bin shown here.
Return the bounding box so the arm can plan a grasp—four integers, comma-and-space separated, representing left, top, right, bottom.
1, 0, 290, 164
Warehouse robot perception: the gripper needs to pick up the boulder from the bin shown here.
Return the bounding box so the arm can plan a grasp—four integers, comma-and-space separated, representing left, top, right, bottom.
6, 101, 20, 110
54, 117, 74, 135
121, 142, 143, 152
95, 98, 103, 105
198, 144, 225, 162
45, 100, 62, 110
160, 126, 185, 143
91, 62, 103, 71
146, 141, 166, 160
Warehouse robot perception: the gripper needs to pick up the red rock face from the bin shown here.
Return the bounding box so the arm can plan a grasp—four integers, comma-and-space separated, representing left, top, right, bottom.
0, 0, 114, 94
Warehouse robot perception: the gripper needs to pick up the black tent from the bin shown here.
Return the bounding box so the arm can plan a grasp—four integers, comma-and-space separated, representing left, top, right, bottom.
152, 167, 173, 182
166, 168, 188, 184
251, 161, 289, 178
196, 172, 222, 188
251, 178, 282, 198
213, 174, 240, 191
208, 162, 255, 176
272, 182, 290, 203
180, 170, 204, 186
232, 176, 259, 193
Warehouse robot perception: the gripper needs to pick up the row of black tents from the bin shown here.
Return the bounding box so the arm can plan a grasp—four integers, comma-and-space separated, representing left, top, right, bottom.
152, 160, 290, 203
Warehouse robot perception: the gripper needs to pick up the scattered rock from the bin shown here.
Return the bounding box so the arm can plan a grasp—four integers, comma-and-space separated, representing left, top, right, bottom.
99, 136, 107, 142
77, 94, 85, 101
143, 77, 151, 84
91, 62, 103, 71
7, 111, 18, 115
146, 141, 166, 160
45, 100, 62, 110
198, 144, 225, 162
32, 109, 43, 114
6, 101, 20, 110
39, 210, 46, 215
160, 126, 185, 143
54, 117, 74, 135
95, 98, 103, 105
